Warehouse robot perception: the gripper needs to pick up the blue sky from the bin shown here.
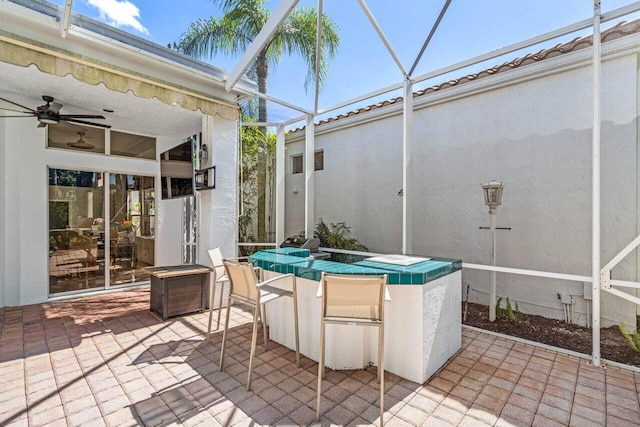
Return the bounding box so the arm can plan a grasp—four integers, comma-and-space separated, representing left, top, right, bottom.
50, 0, 639, 122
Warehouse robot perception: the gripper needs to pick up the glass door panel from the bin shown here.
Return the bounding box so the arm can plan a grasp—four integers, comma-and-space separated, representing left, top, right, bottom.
48, 169, 105, 294
110, 174, 155, 285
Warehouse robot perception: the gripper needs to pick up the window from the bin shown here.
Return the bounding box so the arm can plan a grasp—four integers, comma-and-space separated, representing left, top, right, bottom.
111, 130, 156, 159
47, 125, 106, 154
47, 127, 157, 159
314, 150, 324, 171
292, 154, 303, 174
291, 151, 323, 173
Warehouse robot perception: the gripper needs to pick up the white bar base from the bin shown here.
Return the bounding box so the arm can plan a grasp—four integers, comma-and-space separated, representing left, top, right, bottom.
264, 270, 461, 384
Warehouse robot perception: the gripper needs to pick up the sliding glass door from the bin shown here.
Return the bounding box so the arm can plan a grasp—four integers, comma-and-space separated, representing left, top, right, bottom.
48, 169, 105, 294
110, 174, 155, 285
48, 168, 155, 295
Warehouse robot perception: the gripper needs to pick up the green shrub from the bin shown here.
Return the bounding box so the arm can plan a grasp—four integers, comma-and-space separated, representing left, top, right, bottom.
496, 297, 523, 321
619, 322, 640, 352
514, 302, 523, 321
496, 297, 505, 318
296, 218, 368, 263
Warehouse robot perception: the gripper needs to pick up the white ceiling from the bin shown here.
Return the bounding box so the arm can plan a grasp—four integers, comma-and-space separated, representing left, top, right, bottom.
0, 60, 204, 140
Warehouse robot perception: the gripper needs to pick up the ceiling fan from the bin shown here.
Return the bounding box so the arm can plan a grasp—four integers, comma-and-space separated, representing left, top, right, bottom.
66, 132, 95, 150
0, 95, 111, 129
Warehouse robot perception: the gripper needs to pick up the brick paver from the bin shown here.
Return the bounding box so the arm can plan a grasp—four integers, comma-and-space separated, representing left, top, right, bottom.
0, 288, 639, 426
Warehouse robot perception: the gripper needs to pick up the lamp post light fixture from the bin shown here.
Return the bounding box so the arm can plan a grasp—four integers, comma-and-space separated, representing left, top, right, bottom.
482, 180, 504, 214
482, 180, 504, 322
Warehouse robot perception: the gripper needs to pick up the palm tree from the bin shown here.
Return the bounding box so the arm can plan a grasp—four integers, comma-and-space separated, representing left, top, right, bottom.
178, 0, 340, 243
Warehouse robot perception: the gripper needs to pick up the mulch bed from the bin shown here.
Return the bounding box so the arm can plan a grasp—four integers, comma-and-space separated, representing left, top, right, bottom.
462, 302, 640, 368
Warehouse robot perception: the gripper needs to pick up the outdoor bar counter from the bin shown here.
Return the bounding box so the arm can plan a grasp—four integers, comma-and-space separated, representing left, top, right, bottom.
248, 248, 462, 383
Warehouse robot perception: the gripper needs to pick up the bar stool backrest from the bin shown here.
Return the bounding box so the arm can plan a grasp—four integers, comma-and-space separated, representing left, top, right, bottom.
223, 259, 259, 303
207, 247, 225, 281
321, 274, 386, 322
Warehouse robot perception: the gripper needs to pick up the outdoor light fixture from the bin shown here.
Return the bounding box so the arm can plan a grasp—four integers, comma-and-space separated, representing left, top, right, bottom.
195, 166, 216, 191
482, 180, 504, 213
482, 180, 504, 322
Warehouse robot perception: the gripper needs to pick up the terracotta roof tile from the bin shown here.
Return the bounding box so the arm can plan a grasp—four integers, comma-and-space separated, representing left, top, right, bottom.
288, 18, 640, 134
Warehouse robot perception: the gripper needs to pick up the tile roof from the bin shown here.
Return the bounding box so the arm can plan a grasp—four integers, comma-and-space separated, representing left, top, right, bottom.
289, 18, 640, 134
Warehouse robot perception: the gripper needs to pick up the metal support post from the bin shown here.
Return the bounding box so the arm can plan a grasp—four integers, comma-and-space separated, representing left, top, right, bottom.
275, 125, 286, 244
402, 78, 413, 254
304, 114, 315, 238
489, 210, 497, 321
591, 0, 602, 367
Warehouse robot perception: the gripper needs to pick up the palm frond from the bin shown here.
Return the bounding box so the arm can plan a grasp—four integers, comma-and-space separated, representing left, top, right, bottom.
180, 2, 340, 97
276, 7, 340, 91
178, 16, 253, 59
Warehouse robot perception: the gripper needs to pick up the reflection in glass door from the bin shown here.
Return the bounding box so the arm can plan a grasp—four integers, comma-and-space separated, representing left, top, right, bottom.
183, 196, 197, 263
48, 169, 105, 294
110, 174, 155, 285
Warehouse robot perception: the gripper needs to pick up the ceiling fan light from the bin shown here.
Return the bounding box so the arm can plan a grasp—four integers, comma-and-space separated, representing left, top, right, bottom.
67, 142, 94, 149
39, 117, 59, 125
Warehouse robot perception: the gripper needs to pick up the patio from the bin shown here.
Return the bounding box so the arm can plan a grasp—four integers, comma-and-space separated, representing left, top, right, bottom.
0, 288, 638, 427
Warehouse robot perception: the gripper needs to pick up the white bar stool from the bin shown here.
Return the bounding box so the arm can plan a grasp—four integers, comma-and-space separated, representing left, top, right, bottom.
316, 272, 388, 426
219, 259, 300, 391
206, 247, 229, 342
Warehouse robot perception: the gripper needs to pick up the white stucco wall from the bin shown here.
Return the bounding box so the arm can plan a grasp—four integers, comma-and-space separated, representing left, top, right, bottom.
411, 54, 638, 328
285, 115, 404, 251
285, 154, 306, 236
197, 114, 239, 264
285, 38, 640, 327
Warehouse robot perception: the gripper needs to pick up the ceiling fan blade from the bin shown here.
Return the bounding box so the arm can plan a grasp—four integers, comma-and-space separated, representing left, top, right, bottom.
0, 97, 36, 113
38, 122, 47, 128
47, 102, 63, 114
0, 106, 34, 114
59, 114, 106, 119
60, 120, 87, 132
65, 118, 111, 129
0, 115, 37, 118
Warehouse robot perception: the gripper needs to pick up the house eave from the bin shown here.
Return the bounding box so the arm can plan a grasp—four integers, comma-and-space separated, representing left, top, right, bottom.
1, 0, 257, 106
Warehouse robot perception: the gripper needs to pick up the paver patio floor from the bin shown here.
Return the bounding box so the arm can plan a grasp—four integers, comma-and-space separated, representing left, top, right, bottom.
0, 288, 638, 426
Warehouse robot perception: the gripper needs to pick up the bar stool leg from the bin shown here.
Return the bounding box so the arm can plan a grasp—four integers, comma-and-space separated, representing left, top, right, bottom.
316, 320, 326, 421
379, 324, 385, 426
247, 303, 261, 391
216, 281, 225, 330
260, 304, 268, 350
219, 296, 232, 371
206, 279, 216, 343
292, 279, 300, 367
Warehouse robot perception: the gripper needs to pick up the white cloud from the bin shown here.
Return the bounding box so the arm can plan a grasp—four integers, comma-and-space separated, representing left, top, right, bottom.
86, 0, 149, 35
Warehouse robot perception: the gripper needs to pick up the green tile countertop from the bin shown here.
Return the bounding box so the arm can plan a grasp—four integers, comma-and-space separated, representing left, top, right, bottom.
248, 250, 461, 285
262, 247, 311, 258
354, 258, 462, 284
248, 251, 304, 274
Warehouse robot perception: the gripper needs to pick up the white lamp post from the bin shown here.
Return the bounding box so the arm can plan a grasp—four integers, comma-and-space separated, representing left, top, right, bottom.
482, 180, 504, 322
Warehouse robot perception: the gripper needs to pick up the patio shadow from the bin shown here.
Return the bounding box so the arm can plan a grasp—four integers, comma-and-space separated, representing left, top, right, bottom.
129, 309, 419, 426
2, 288, 638, 426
